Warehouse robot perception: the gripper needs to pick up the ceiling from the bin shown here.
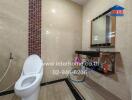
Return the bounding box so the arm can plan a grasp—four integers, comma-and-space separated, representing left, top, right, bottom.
71, 0, 88, 5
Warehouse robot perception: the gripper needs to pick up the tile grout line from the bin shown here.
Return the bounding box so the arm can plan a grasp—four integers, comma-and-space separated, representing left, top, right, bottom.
0, 78, 85, 100
65, 79, 85, 100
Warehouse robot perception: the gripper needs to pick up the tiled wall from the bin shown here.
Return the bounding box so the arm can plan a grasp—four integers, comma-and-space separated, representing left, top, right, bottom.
28, 0, 41, 57
0, 0, 42, 91
0, 0, 82, 91
41, 0, 82, 82
82, 0, 131, 100
0, 0, 28, 91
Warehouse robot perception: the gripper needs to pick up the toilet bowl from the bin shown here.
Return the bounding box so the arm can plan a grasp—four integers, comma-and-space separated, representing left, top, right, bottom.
15, 55, 43, 100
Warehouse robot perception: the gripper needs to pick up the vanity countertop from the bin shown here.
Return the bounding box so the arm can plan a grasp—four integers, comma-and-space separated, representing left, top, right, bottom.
75, 51, 120, 57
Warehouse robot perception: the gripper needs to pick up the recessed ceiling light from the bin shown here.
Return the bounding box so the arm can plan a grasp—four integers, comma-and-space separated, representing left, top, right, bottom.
46, 30, 50, 34
51, 9, 56, 14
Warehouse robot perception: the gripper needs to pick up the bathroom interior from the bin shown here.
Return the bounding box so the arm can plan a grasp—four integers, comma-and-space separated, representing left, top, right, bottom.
0, 0, 132, 100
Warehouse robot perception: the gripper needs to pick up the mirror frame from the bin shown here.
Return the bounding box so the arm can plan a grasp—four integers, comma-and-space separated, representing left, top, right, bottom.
90, 8, 116, 48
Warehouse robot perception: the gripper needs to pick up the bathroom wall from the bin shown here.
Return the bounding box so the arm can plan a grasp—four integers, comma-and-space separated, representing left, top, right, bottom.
128, 0, 132, 99
0, 0, 82, 90
0, 0, 28, 91
82, 0, 132, 100
42, 0, 82, 82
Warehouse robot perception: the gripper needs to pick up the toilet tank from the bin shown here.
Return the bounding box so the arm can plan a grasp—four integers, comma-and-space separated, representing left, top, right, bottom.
23, 55, 43, 75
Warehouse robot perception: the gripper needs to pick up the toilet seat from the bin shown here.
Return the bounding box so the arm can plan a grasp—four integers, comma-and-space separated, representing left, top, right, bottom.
15, 74, 40, 91
23, 55, 43, 75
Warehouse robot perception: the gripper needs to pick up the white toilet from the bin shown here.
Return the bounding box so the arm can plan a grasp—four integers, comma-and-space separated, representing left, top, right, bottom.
14, 55, 44, 100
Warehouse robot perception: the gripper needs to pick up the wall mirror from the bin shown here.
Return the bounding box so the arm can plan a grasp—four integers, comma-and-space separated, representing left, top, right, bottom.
91, 9, 116, 48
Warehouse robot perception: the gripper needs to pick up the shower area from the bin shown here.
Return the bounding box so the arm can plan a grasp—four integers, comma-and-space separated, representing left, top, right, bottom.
0, 53, 15, 92
0, 0, 28, 93
0, 0, 82, 93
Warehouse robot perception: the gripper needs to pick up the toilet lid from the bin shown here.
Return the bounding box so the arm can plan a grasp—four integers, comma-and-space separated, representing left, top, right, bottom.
23, 55, 43, 74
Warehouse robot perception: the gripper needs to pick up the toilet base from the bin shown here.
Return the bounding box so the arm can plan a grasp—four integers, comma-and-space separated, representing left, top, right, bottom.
22, 87, 40, 100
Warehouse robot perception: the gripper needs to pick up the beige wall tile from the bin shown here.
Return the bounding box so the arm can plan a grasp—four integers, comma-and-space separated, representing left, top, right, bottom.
0, 0, 28, 91
82, 0, 132, 100
41, 0, 82, 82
